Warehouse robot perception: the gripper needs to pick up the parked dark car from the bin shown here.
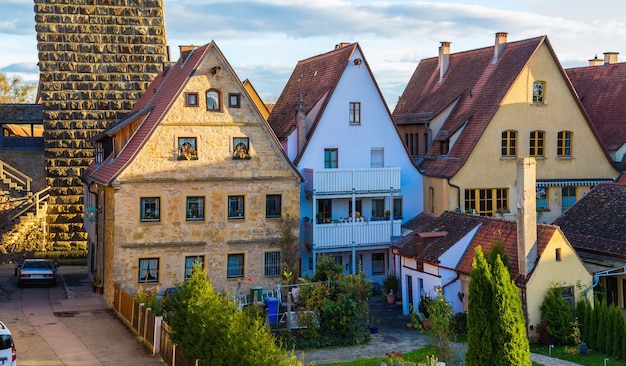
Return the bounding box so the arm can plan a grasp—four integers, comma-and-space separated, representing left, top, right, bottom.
18, 259, 58, 288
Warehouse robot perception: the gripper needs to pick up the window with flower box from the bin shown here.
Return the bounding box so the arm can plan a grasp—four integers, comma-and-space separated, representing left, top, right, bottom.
178, 137, 198, 160
233, 137, 250, 159
140, 197, 160, 222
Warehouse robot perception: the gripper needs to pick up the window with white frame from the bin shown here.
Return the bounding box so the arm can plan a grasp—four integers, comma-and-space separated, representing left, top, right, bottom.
532, 81, 545, 104
227, 253, 244, 279
186, 196, 204, 220
233, 137, 250, 159
206, 89, 220, 111
185, 256, 205, 279
178, 137, 198, 160
228, 195, 244, 219
264, 251, 281, 277
140, 197, 160, 222
138, 258, 159, 283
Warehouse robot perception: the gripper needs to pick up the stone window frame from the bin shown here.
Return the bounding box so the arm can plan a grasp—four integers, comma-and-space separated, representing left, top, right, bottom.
186, 196, 205, 221
227, 253, 245, 279
138, 258, 159, 283
264, 251, 281, 277
232, 137, 250, 160
184, 255, 205, 279
178, 137, 198, 160
228, 195, 245, 220
265, 194, 282, 218
140, 197, 160, 222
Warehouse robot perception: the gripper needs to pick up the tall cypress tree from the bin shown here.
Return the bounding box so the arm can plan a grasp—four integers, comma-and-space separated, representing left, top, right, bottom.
583, 300, 592, 344
597, 300, 607, 354
589, 299, 599, 349
466, 246, 494, 366
491, 255, 531, 366
611, 305, 624, 358
605, 303, 615, 356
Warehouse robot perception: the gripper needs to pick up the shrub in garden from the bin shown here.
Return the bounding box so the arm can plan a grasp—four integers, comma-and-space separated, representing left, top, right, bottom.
134, 286, 164, 316
450, 312, 467, 339
538, 285, 574, 345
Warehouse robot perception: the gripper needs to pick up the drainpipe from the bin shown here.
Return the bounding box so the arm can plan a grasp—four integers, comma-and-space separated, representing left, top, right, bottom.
582, 274, 600, 303
447, 178, 462, 213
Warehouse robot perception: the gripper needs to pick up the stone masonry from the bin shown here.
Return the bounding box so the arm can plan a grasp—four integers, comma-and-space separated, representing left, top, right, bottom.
34, 0, 168, 251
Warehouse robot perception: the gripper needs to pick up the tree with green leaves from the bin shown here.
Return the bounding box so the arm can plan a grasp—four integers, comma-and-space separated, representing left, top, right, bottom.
426, 290, 454, 363
539, 285, 574, 345
589, 299, 599, 350
611, 305, 624, 358
491, 255, 531, 366
605, 303, 615, 356
597, 300, 607, 354
277, 215, 300, 283
486, 238, 510, 271
168, 265, 302, 366
583, 299, 592, 345
0, 72, 36, 103
466, 246, 494, 366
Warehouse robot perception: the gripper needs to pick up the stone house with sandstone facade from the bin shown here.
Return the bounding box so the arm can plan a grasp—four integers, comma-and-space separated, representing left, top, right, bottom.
82, 42, 302, 304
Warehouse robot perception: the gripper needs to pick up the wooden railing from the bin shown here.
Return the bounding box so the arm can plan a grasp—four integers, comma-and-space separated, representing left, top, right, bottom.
0, 186, 50, 230
0, 160, 32, 192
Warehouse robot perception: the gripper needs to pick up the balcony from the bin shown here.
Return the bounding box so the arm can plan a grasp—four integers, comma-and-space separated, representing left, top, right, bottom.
303, 220, 402, 249
304, 167, 401, 195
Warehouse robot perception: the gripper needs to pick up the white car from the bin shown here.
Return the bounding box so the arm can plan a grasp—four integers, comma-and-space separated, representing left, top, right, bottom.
0, 321, 16, 366
18, 259, 57, 288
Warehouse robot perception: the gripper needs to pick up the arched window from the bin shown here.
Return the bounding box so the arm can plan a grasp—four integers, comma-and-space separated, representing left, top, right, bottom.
206, 89, 221, 111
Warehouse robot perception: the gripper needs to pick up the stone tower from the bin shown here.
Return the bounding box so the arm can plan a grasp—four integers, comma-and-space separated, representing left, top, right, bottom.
33, 0, 168, 251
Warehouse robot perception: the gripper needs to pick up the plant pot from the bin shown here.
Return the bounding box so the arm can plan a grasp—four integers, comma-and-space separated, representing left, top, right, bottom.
422, 318, 431, 329
386, 293, 396, 304
406, 322, 414, 328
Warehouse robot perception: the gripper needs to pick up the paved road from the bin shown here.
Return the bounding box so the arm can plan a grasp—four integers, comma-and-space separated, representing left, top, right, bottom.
0, 264, 163, 366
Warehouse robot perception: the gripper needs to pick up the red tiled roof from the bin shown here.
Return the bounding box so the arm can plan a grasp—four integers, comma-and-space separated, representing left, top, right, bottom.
267, 44, 356, 140
566, 63, 626, 152
553, 183, 626, 257
395, 211, 554, 282
393, 36, 548, 178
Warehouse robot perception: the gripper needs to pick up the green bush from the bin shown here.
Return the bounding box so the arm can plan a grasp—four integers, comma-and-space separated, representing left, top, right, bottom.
134, 286, 164, 316
450, 312, 467, 339
539, 285, 574, 345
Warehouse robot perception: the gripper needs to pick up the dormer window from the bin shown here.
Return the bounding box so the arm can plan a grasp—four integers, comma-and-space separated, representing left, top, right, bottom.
206, 89, 221, 111
95, 142, 104, 165
185, 92, 198, 107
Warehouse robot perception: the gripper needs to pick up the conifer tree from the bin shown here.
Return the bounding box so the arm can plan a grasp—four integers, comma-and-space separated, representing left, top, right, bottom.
583, 300, 592, 344
575, 299, 586, 342
491, 255, 531, 366
466, 246, 494, 366
611, 305, 624, 358
605, 303, 615, 356
589, 299, 599, 349
597, 300, 607, 354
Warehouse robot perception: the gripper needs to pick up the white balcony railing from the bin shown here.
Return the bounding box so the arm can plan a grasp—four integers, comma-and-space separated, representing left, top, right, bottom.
304, 168, 401, 194
303, 220, 402, 249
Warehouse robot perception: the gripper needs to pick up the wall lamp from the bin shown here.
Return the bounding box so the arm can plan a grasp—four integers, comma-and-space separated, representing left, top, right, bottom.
86, 206, 99, 223
211, 65, 222, 75
353, 58, 362, 66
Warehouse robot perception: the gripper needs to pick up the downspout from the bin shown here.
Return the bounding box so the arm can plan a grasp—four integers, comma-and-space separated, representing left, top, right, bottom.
447, 178, 462, 212
582, 274, 600, 304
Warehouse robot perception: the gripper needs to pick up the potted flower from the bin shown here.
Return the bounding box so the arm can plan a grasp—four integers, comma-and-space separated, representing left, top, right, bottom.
418, 295, 433, 329
384, 210, 391, 220
316, 212, 323, 224
383, 273, 400, 304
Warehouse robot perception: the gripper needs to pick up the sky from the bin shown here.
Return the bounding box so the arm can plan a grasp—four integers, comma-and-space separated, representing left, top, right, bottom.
2, 0, 626, 109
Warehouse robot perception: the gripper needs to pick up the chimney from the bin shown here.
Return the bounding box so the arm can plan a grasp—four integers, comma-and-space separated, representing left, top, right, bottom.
179, 45, 197, 61
588, 54, 603, 66
603, 52, 619, 65
516, 158, 538, 278
297, 93, 306, 154
493, 32, 508, 63
439, 41, 451, 81
335, 42, 351, 50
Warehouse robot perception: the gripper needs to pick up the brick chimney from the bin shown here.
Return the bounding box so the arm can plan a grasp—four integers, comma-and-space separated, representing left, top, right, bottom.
179, 45, 197, 61
603, 52, 619, 65
335, 42, 351, 50
439, 41, 451, 81
589, 54, 603, 66
297, 93, 306, 154
493, 32, 508, 64
516, 158, 538, 278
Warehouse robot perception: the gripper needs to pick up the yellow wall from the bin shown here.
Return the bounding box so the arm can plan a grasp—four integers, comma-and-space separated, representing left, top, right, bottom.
525, 229, 592, 340
448, 42, 617, 219
97, 48, 301, 304
424, 175, 453, 216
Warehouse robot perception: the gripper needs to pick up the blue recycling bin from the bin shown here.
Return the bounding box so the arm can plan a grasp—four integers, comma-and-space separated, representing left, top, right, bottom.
264, 297, 279, 323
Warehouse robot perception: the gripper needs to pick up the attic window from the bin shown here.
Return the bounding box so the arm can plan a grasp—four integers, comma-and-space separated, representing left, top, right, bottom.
185, 92, 199, 107
206, 89, 221, 111
532, 81, 545, 104
440, 139, 450, 155
229, 93, 241, 108
178, 137, 198, 160
95, 142, 104, 165
555, 248, 562, 261
233, 137, 250, 159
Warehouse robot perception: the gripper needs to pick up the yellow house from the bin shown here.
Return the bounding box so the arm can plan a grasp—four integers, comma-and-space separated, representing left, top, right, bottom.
82, 42, 302, 304
393, 158, 592, 340
394, 33, 618, 223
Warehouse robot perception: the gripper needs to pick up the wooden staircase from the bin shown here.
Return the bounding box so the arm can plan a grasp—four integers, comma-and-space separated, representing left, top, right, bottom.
0, 161, 49, 259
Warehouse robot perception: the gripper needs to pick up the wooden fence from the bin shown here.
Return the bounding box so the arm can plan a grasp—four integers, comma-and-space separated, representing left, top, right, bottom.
112, 283, 196, 366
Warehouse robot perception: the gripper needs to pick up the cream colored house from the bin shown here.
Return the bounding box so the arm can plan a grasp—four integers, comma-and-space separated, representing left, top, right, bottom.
82, 42, 302, 304
393, 159, 592, 340
393, 33, 618, 223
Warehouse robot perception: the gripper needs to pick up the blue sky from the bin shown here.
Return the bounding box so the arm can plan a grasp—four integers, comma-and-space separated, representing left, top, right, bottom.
2, 0, 625, 108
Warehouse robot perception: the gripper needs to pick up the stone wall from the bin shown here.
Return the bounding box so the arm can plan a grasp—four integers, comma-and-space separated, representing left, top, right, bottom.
33, 0, 167, 250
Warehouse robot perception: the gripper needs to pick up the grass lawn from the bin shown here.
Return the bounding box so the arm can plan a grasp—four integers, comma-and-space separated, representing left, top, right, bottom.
315, 346, 438, 366
530, 344, 626, 366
